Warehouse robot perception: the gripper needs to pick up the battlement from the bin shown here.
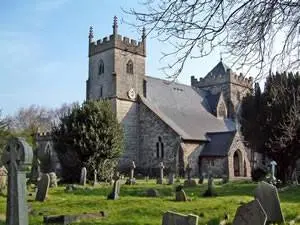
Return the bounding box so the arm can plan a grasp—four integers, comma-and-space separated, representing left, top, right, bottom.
89, 34, 145, 57
35, 132, 52, 141
191, 68, 253, 88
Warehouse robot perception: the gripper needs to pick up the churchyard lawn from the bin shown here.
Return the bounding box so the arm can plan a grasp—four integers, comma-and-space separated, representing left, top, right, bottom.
0, 180, 299, 225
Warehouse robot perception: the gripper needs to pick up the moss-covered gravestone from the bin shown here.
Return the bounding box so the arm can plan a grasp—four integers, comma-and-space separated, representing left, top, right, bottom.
2, 137, 33, 225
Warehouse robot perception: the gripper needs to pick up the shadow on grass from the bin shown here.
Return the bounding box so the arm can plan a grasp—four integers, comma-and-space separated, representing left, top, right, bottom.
207, 218, 221, 225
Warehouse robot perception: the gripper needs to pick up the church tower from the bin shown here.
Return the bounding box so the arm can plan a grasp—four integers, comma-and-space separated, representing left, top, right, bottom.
86, 17, 146, 168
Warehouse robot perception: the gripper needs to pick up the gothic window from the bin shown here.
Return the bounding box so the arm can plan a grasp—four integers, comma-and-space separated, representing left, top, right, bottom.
126, 60, 134, 74
98, 59, 104, 75
218, 102, 226, 118
156, 136, 164, 159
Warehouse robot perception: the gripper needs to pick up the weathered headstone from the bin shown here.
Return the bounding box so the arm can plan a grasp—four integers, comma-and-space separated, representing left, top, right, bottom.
29, 151, 41, 184
175, 185, 187, 201
36, 173, 50, 201
162, 211, 198, 225
254, 181, 285, 224
232, 199, 267, 225
0, 166, 8, 193
184, 163, 196, 186
126, 161, 136, 185
44, 211, 106, 224
146, 188, 159, 197
80, 167, 87, 186
168, 172, 175, 185
157, 162, 165, 184
107, 172, 120, 200
93, 169, 98, 185
270, 160, 277, 181
203, 174, 217, 196
2, 137, 33, 225
48, 172, 57, 187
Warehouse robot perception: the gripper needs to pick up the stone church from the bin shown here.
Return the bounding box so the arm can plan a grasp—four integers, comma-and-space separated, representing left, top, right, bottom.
86, 17, 254, 178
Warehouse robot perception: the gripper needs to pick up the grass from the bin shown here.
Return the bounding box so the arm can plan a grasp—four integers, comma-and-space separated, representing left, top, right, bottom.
0, 180, 299, 224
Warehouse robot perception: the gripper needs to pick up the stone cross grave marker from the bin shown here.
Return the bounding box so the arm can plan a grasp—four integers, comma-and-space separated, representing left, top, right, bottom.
186, 163, 192, 181
184, 163, 196, 186
80, 167, 87, 186
0, 166, 8, 193
157, 162, 165, 184
107, 172, 120, 200
232, 199, 267, 225
254, 181, 285, 224
2, 137, 33, 225
162, 211, 198, 225
270, 160, 277, 181
36, 173, 50, 201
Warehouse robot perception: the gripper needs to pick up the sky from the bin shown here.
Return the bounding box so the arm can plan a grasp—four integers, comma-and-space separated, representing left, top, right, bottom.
0, 0, 225, 116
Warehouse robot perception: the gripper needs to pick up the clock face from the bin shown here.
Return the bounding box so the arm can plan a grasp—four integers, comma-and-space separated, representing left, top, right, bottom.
128, 88, 136, 100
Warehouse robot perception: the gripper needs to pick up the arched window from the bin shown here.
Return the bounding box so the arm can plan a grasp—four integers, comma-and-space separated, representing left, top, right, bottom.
156, 136, 164, 158
218, 102, 227, 118
126, 60, 134, 74
98, 59, 104, 75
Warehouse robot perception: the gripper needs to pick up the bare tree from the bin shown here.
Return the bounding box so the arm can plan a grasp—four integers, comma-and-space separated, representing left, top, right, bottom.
126, 0, 300, 80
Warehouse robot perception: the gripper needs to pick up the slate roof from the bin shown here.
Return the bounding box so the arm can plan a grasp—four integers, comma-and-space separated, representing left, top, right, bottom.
205, 61, 230, 77
200, 131, 236, 156
141, 76, 236, 141
206, 92, 221, 113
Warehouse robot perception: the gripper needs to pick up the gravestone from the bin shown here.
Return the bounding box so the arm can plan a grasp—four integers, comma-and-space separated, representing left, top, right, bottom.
232, 199, 267, 225
184, 163, 196, 186
93, 169, 98, 185
175, 185, 187, 201
254, 181, 285, 224
157, 162, 165, 184
36, 173, 50, 201
126, 161, 136, 185
270, 161, 277, 181
107, 172, 120, 200
168, 172, 175, 185
2, 137, 33, 225
146, 188, 159, 197
203, 174, 217, 196
0, 166, 8, 193
48, 172, 57, 187
162, 211, 198, 225
80, 167, 87, 186
29, 151, 41, 184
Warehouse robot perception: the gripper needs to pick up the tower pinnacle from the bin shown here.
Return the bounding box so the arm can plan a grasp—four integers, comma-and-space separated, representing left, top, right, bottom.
113, 16, 118, 35
89, 26, 94, 43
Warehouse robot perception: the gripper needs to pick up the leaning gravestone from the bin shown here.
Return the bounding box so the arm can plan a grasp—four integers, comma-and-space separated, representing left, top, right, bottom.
80, 167, 87, 186
107, 172, 120, 200
162, 211, 198, 225
0, 166, 8, 193
232, 199, 267, 225
254, 181, 285, 224
175, 185, 187, 201
36, 173, 50, 201
2, 137, 33, 225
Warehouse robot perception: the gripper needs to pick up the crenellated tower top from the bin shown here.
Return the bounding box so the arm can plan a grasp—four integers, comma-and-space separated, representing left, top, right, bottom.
88, 16, 146, 57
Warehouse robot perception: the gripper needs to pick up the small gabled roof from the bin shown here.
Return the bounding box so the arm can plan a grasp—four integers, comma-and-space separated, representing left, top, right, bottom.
142, 76, 235, 141
205, 60, 230, 78
200, 131, 236, 156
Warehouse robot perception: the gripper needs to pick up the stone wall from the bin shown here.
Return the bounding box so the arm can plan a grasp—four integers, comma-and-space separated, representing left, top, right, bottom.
116, 99, 139, 169
181, 141, 203, 177
200, 157, 228, 177
139, 103, 180, 176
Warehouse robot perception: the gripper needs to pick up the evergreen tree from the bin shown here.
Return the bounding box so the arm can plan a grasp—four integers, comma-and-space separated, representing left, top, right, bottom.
52, 100, 124, 182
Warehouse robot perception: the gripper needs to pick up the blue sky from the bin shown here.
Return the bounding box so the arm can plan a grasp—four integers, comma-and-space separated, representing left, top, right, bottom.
0, 0, 223, 116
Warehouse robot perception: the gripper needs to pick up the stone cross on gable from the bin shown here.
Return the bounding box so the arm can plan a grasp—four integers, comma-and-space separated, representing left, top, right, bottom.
2, 137, 33, 225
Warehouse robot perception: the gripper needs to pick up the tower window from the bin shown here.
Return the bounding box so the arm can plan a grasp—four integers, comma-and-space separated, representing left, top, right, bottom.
156, 136, 164, 159
126, 60, 134, 74
98, 59, 104, 75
